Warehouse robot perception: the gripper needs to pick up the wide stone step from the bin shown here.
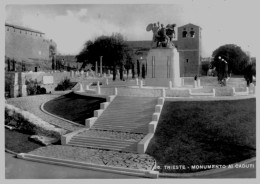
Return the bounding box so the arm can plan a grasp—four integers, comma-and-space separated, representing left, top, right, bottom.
92, 121, 149, 125
96, 117, 152, 122
96, 115, 152, 120
67, 143, 137, 153
72, 135, 137, 143
106, 107, 154, 111
235, 92, 249, 96
70, 139, 137, 147
91, 127, 148, 133
100, 112, 154, 116
93, 125, 148, 130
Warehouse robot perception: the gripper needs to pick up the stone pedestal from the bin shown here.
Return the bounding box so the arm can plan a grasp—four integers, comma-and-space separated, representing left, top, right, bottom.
146, 48, 181, 87
10, 85, 19, 98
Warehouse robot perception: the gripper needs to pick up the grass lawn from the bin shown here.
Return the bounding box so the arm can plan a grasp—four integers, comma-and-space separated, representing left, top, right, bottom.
5, 128, 43, 153
146, 98, 256, 173
43, 92, 106, 125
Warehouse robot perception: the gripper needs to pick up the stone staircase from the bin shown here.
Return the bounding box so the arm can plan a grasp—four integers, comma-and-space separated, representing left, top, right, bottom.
67, 96, 157, 152
227, 78, 247, 87
91, 96, 157, 134
68, 135, 138, 153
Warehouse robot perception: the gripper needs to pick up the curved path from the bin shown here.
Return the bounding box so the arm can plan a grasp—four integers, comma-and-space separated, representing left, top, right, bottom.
6, 94, 82, 131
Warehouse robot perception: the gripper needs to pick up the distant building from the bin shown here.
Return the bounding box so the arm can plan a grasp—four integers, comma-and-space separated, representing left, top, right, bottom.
5, 23, 56, 63
127, 23, 202, 77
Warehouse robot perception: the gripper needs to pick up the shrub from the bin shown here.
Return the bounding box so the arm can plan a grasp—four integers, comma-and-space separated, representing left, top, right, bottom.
25, 79, 46, 95
55, 77, 75, 91
5, 103, 67, 139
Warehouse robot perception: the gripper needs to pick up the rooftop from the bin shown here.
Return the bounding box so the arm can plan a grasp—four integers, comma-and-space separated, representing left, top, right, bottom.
5, 22, 45, 34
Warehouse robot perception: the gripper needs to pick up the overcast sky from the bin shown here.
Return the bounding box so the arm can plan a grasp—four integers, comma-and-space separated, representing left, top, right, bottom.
5, 1, 258, 57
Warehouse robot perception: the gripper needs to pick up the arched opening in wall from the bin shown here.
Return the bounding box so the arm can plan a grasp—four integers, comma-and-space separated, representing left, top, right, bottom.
190, 31, 195, 38
182, 31, 187, 38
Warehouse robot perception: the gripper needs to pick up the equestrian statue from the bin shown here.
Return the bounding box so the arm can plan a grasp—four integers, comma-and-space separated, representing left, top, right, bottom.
146, 22, 176, 48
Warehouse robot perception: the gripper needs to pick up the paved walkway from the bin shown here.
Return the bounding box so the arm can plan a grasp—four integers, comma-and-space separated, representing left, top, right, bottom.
6, 94, 82, 131
5, 153, 139, 179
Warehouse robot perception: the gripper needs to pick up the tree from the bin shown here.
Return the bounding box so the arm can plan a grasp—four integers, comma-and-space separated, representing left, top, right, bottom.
49, 44, 56, 70
211, 44, 250, 75
76, 33, 134, 81
244, 62, 256, 86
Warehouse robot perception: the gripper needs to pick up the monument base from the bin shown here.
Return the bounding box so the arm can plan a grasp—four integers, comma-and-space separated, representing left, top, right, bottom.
146, 47, 181, 87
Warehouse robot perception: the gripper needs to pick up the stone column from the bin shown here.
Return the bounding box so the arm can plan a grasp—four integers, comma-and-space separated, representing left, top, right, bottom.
170, 48, 181, 87
95, 61, 98, 75
100, 56, 103, 75
161, 88, 166, 97
18, 72, 27, 97
97, 81, 101, 94
106, 78, 109, 85
197, 79, 201, 87
10, 72, 19, 98
169, 81, 172, 89
140, 80, 143, 88
193, 80, 197, 88
181, 78, 185, 86
136, 78, 139, 85
114, 87, 118, 95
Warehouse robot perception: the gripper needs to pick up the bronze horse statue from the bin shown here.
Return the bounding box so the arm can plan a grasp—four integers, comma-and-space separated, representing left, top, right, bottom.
147, 23, 176, 48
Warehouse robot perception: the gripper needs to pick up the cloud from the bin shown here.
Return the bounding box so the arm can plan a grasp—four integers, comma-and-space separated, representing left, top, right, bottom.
21, 8, 126, 54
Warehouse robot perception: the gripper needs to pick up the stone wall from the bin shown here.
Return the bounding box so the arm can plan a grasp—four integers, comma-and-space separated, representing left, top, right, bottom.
5, 24, 55, 62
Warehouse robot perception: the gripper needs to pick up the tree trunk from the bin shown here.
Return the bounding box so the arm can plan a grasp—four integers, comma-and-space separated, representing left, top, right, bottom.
120, 64, 123, 80
137, 60, 140, 78
132, 63, 135, 79
113, 64, 117, 81
126, 69, 129, 79
142, 64, 146, 79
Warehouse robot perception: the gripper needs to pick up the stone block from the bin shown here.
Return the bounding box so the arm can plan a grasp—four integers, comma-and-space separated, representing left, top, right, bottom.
148, 121, 158, 133
161, 88, 166, 97
94, 109, 104, 117
100, 102, 109, 109
29, 135, 58, 146
106, 95, 115, 102
155, 105, 162, 113
43, 76, 54, 84
152, 113, 160, 121
137, 133, 154, 154
85, 117, 97, 128
157, 97, 164, 105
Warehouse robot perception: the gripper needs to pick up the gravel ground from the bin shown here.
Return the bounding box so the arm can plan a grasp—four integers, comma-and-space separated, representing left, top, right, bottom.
6, 94, 82, 132
29, 145, 155, 170
78, 129, 145, 142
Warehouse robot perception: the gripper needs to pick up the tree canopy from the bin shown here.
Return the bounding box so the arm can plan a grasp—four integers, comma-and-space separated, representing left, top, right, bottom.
211, 44, 250, 75
76, 33, 134, 72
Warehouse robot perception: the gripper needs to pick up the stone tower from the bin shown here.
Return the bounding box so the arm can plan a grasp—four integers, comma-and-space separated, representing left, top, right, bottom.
177, 23, 201, 77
